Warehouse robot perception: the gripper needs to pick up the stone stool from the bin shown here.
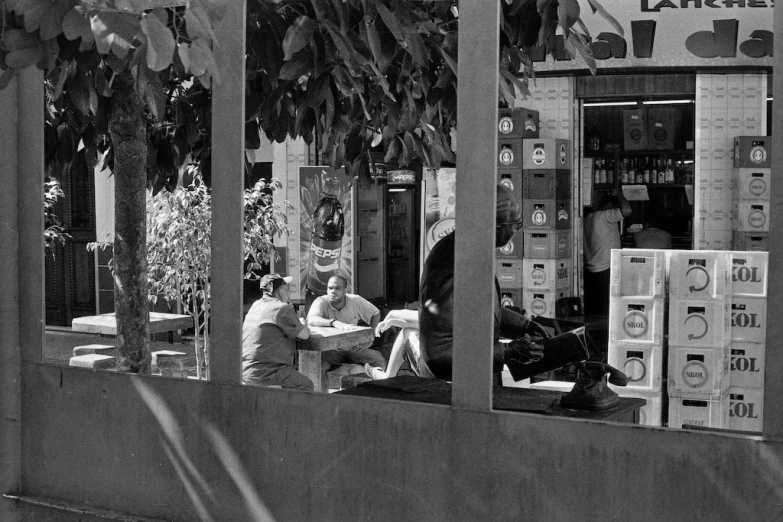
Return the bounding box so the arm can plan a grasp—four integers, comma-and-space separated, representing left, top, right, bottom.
73, 344, 116, 357
326, 363, 365, 390
153, 351, 195, 378
69, 354, 116, 370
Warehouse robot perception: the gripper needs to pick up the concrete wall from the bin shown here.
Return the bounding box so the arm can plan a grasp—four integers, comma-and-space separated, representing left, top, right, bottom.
18, 363, 783, 521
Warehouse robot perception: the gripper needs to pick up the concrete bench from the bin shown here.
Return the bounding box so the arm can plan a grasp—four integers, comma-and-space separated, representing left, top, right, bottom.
152, 350, 196, 378
72, 344, 116, 357
339, 373, 373, 390
69, 354, 116, 370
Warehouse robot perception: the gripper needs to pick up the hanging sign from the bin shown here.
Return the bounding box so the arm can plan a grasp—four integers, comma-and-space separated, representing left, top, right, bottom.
531, 0, 773, 71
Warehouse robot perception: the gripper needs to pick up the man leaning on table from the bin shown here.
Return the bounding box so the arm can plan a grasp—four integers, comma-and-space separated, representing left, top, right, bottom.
242, 274, 313, 391
306, 275, 387, 371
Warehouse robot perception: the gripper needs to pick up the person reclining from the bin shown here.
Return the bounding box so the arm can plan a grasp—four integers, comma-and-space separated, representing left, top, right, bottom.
417, 184, 546, 381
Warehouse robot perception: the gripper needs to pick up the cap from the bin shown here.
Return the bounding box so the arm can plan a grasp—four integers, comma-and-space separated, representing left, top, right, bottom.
260, 274, 293, 294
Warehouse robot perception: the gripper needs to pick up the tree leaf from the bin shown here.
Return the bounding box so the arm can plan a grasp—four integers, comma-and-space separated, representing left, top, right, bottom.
177, 42, 191, 73
586, 0, 624, 37
278, 49, 311, 81
141, 13, 176, 72
557, 0, 580, 35
363, 18, 382, 64
437, 44, 458, 76
6, 46, 42, 69
282, 15, 316, 61
403, 27, 429, 68
375, 3, 404, 43
38, 0, 71, 41
184, 4, 217, 46
91, 11, 139, 58
3, 29, 40, 51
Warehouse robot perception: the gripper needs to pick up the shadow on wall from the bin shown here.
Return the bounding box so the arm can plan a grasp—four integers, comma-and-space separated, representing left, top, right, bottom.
132, 379, 276, 522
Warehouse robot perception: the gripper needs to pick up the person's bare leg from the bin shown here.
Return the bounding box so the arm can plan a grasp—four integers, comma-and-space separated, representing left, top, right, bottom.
367, 329, 410, 380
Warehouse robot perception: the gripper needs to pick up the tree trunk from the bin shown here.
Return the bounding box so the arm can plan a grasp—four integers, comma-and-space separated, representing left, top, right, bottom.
109, 69, 150, 372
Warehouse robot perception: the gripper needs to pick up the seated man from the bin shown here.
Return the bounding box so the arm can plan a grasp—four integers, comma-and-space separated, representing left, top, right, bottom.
242, 274, 313, 391
418, 184, 545, 381
306, 275, 386, 371
634, 212, 672, 249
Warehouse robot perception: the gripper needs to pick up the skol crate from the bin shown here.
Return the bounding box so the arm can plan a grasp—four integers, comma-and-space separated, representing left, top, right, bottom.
496, 234, 524, 260
733, 200, 770, 232
624, 108, 648, 150
730, 251, 768, 297
607, 341, 663, 392
498, 138, 524, 168
615, 389, 662, 427
522, 289, 568, 318
498, 169, 523, 203
499, 289, 522, 310
610, 248, 667, 298
668, 298, 732, 348
668, 250, 731, 300
522, 169, 571, 200
647, 107, 681, 150
608, 296, 666, 345
498, 107, 539, 138
668, 392, 729, 430
521, 199, 571, 230
497, 259, 523, 289
668, 345, 730, 397
730, 343, 765, 389
522, 259, 572, 292
728, 386, 763, 433
733, 231, 768, 252
734, 136, 771, 168
523, 230, 571, 259
522, 139, 571, 170
732, 168, 771, 200
731, 297, 767, 344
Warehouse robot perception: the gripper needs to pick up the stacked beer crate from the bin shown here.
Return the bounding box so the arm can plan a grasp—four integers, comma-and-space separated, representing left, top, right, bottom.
727, 251, 768, 433
666, 251, 733, 429
732, 136, 771, 252
495, 110, 574, 318
607, 249, 668, 426
495, 107, 539, 310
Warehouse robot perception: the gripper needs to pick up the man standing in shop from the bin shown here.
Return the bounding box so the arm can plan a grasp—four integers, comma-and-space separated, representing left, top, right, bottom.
584, 187, 632, 316
242, 274, 313, 391
417, 184, 545, 382
307, 275, 387, 372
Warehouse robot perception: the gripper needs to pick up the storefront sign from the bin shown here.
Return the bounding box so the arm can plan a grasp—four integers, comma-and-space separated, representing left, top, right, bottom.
533, 0, 773, 71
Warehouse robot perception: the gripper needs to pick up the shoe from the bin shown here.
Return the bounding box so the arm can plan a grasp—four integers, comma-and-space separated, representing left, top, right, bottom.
365, 363, 384, 380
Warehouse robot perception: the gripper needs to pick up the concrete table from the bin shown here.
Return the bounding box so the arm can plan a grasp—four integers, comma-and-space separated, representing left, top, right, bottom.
297, 326, 375, 392
72, 312, 193, 341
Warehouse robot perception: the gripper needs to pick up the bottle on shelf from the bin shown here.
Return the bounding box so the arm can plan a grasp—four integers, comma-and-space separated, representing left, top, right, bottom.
657, 158, 665, 184
665, 159, 675, 184
634, 158, 644, 184
643, 156, 651, 184
606, 158, 614, 185
620, 158, 628, 185
594, 156, 602, 184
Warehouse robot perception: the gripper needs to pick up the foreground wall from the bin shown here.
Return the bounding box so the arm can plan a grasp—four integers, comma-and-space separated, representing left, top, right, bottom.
17, 363, 783, 521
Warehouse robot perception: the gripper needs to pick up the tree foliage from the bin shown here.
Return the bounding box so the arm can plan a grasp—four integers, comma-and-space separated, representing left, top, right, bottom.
3, 0, 619, 189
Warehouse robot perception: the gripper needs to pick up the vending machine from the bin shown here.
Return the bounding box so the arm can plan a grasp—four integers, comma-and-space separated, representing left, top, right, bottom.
354, 164, 421, 306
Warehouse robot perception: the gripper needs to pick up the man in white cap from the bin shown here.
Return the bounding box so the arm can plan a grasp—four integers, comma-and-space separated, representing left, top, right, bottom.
242, 273, 313, 390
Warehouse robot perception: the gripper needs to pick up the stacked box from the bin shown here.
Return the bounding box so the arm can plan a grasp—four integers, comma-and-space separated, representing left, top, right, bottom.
508, 132, 574, 318
498, 107, 539, 138
728, 252, 768, 433
733, 137, 771, 248
608, 249, 668, 427
667, 250, 732, 430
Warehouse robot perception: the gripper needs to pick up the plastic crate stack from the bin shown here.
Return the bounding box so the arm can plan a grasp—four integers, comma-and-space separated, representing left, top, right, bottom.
732, 136, 771, 252
496, 111, 574, 318
666, 251, 733, 429
727, 252, 768, 433
495, 107, 539, 310
607, 249, 668, 426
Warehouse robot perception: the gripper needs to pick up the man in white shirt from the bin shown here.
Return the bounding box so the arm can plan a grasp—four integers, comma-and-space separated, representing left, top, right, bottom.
583, 188, 631, 316
306, 275, 386, 371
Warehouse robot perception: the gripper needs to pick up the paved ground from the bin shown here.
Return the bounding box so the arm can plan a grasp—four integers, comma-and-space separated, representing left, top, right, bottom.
45, 328, 196, 366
